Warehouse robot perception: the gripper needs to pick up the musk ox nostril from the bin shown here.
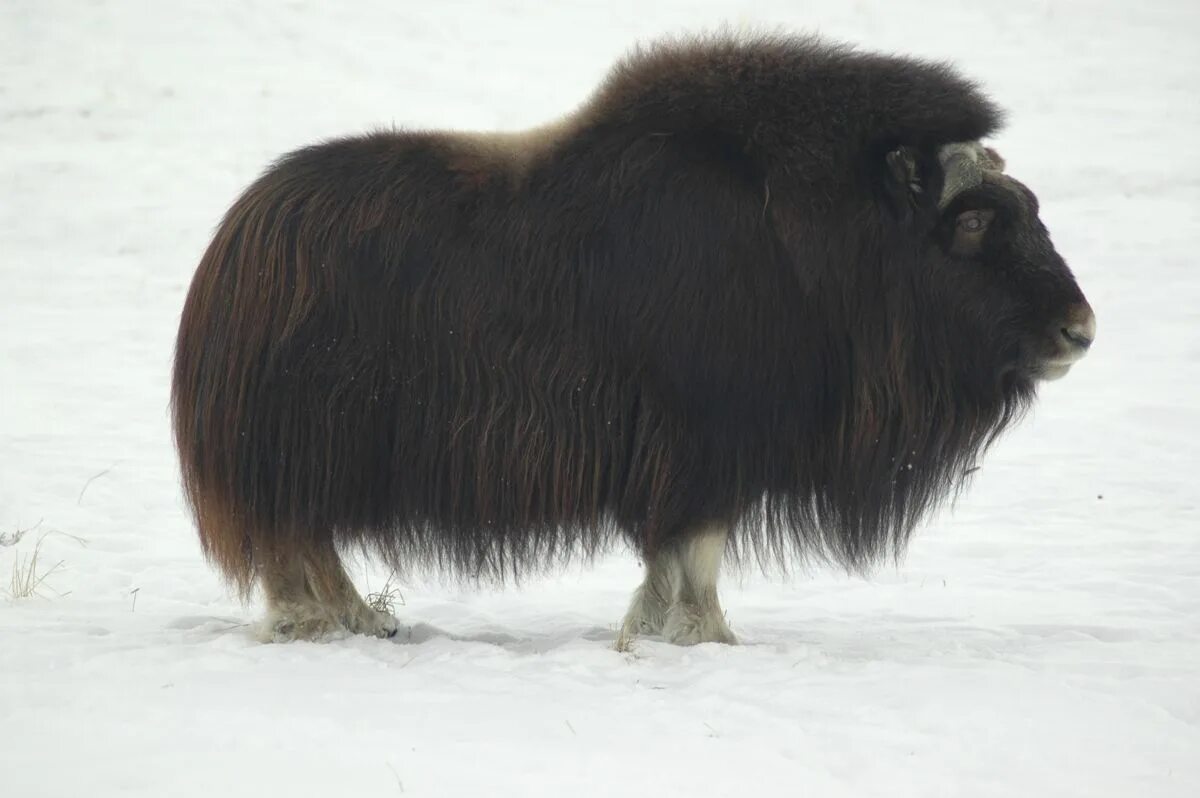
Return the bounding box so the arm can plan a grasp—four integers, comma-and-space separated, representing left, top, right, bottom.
1060, 305, 1096, 351
1061, 326, 1092, 350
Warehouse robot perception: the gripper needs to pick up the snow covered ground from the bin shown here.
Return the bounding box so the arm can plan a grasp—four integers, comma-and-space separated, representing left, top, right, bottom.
2, 1, 1198, 795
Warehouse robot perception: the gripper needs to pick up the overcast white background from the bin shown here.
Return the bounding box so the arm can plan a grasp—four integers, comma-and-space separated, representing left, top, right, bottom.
1, 1, 1198, 796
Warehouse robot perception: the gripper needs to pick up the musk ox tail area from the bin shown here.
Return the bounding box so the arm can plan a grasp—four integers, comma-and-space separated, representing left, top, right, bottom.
171, 178, 308, 597
171, 135, 678, 595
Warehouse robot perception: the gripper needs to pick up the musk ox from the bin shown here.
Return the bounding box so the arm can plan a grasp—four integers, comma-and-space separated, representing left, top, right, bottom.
172, 35, 1095, 645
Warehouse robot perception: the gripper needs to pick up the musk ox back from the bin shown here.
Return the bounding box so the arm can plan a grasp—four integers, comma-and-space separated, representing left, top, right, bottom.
172, 35, 1094, 644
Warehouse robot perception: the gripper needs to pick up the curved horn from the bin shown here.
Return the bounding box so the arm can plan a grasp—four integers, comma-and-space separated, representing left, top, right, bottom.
938, 142, 1005, 209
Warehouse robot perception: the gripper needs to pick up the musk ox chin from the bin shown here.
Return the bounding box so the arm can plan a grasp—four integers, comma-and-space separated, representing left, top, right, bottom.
172, 35, 1095, 645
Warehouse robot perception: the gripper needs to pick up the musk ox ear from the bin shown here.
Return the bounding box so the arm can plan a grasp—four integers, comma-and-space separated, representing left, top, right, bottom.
886, 146, 922, 197
882, 145, 941, 228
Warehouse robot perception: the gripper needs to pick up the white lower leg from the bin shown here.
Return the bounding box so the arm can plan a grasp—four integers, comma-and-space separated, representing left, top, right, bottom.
263, 598, 342, 643
260, 545, 398, 642
305, 555, 399, 639
662, 524, 737, 646
620, 553, 678, 639
260, 556, 342, 642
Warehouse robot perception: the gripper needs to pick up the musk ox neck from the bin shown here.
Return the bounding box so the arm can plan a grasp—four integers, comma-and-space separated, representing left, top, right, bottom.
727, 300, 1034, 569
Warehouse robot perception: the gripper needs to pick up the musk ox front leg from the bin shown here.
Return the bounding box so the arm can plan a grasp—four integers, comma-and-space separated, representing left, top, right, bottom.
620, 523, 737, 647
259, 537, 399, 643
662, 524, 738, 646
620, 549, 678, 640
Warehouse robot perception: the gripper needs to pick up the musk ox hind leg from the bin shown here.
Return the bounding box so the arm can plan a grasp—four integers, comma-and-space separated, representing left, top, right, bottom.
619, 523, 738, 647
259, 536, 399, 643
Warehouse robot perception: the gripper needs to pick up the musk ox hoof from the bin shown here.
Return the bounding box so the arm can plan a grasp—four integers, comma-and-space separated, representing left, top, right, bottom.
266, 610, 343, 643
620, 593, 669, 637
622, 615, 662, 637
266, 606, 399, 642
342, 607, 400, 639
662, 602, 738, 646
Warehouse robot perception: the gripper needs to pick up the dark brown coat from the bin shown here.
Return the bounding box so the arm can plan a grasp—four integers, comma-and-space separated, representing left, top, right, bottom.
172, 35, 1087, 594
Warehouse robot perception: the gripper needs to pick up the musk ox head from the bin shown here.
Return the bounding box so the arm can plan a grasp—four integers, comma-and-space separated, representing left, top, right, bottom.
888, 141, 1096, 387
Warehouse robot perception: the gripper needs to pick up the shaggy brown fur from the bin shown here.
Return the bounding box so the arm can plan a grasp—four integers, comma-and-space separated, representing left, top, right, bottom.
172, 34, 1091, 637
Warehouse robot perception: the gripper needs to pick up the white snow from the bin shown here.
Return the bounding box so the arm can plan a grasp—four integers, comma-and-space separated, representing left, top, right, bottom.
2, 1, 1198, 796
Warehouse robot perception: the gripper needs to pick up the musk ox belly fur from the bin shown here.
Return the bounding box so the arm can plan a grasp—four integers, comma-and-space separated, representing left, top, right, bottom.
173, 35, 1090, 643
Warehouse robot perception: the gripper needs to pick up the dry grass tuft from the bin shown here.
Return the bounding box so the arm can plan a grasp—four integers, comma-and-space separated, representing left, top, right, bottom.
4, 526, 86, 601
613, 625, 639, 655
8, 536, 65, 599
366, 571, 406, 616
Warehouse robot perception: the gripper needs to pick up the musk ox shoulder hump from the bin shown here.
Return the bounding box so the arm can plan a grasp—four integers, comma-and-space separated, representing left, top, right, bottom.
585, 35, 1002, 146
447, 35, 1006, 192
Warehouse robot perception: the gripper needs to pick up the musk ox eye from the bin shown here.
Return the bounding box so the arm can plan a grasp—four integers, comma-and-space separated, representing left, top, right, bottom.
957, 211, 991, 233
949, 209, 996, 257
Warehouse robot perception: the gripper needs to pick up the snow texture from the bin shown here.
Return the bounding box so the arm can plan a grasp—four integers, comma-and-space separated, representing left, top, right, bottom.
1, 1, 1198, 796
